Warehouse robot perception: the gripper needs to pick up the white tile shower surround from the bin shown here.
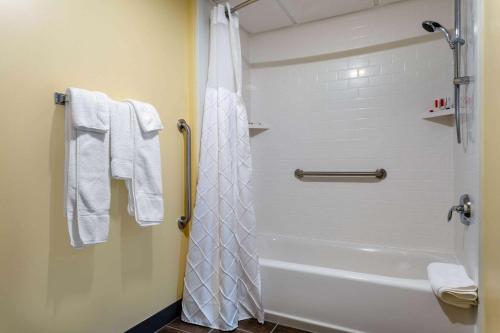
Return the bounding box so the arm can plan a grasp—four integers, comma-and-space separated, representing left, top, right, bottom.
249, 39, 456, 253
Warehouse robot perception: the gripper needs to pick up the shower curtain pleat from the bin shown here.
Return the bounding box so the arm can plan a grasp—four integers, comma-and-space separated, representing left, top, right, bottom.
181, 4, 264, 331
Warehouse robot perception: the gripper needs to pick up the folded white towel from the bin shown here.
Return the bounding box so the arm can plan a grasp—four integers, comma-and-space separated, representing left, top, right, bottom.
427, 263, 478, 309
65, 88, 111, 248
110, 101, 133, 179
68, 87, 110, 133
129, 99, 164, 132
124, 100, 164, 226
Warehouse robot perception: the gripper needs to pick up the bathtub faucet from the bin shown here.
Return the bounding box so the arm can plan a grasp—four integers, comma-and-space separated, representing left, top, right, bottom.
447, 194, 472, 226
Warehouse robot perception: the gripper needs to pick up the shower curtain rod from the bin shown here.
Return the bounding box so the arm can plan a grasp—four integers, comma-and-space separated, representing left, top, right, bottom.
226, 0, 259, 15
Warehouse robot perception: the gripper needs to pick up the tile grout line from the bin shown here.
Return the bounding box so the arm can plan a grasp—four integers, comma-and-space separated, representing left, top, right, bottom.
165, 317, 179, 327
164, 324, 197, 333
163, 320, 283, 333
163, 328, 187, 333
269, 321, 279, 333
155, 316, 179, 333
237, 328, 255, 333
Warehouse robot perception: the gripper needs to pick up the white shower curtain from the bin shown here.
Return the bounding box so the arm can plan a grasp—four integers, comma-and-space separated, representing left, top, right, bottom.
181, 4, 264, 331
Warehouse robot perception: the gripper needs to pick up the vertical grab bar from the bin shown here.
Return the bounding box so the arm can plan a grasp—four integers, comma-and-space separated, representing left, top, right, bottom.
454, 0, 463, 144
177, 119, 192, 230
452, 0, 470, 144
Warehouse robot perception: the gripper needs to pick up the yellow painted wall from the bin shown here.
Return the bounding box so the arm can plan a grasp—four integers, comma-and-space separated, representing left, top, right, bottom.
482, 0, 500, 331
0, 0, 194, 332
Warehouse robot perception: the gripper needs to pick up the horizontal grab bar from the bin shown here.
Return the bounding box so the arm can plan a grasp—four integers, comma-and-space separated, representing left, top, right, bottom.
294, 168, 387, 180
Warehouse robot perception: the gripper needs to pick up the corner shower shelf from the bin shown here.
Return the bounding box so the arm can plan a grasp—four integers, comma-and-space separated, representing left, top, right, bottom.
422, 109, 455, 119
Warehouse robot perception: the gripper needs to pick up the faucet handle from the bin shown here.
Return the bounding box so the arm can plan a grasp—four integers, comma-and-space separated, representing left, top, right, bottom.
447, 194, 472, 225
448, 205, 463, 222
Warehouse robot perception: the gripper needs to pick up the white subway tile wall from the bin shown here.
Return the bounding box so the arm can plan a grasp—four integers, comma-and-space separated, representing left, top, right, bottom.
248, 39, 456, 252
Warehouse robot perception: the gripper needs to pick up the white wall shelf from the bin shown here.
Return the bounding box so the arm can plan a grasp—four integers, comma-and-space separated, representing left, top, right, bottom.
422, 109, 455, 119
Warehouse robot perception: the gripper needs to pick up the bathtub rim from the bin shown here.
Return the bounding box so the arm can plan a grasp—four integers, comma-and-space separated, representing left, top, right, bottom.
259, 258, 431, 291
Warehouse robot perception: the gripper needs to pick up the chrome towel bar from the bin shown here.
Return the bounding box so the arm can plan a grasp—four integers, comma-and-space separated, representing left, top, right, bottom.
294, 168, 387, 180
177, 119, 192, 230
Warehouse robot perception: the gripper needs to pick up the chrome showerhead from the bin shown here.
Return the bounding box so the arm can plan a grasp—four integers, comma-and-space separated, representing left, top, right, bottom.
422, 20, 440, 32
422, 20, 454, 49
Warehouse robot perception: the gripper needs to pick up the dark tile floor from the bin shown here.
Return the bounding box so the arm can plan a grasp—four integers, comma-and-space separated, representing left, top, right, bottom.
156, 318, 312, 333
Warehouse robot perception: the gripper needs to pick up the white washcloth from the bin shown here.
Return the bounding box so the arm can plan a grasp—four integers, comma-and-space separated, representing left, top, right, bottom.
427, 263, 478, 309
124, 100, 164, 226
64, 88, 111, 248
110, 101, 133, 179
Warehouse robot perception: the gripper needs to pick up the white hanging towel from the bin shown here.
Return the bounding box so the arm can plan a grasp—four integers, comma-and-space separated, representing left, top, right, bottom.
182, 4, 264, 331
64, 88, 111, 248
427, 263, 478, 309
110, 101, 133, 179
122, 99, 164, 226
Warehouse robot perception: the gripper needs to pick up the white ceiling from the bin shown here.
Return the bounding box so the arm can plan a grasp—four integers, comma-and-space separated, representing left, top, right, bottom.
218, 0, 408, 34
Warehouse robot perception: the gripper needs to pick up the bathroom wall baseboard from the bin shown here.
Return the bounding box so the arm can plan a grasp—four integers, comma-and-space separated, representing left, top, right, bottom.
125, 299, 182, 333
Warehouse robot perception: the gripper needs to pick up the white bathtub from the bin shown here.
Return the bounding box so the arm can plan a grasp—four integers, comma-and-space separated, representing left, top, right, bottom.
258, 234, 477, 333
